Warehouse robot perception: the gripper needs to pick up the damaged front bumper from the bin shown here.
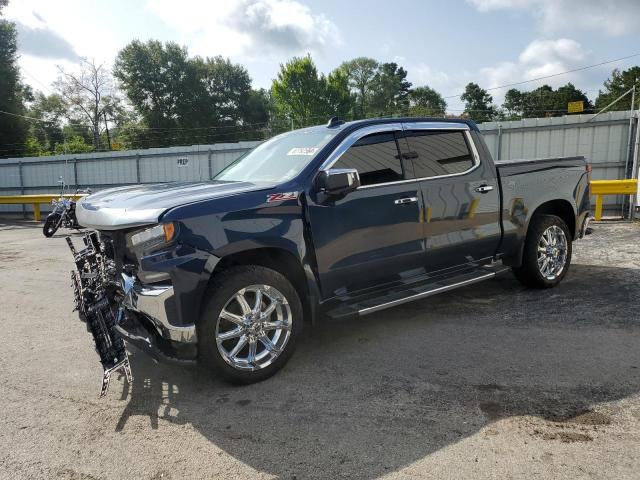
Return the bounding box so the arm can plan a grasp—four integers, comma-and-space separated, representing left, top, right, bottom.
116, 276, 198, 365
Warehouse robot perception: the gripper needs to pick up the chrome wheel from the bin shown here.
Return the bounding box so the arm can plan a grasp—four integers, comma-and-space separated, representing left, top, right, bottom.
215, 284, 292, 371
536, 225, 568, 280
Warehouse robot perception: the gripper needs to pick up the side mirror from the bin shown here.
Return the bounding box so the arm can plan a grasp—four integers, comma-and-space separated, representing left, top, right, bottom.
316, 168, 361, 196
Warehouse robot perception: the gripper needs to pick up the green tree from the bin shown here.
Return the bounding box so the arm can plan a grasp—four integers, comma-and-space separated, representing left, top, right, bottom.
595, 67, 640, 111
27, 92, 66, 151
112, 118, 150, 150
242, 88, 270, 126
24, 137, 48, 157
338, 57, 378, 118
191, 56, 252, 124
271, 55, 353, 128
325, 69, 355, 120
502, 83, 593, 119
114, 40, 193, 146
408, 86, 447, 116
502, 88, 525, 119
461, 83, 496, 123
115, 40, 258, 145
368, 62, 412, 115
554, 83, 592, 115
271, 55, 326, 127
0, 0, 30, 157
53, 135, 94, 155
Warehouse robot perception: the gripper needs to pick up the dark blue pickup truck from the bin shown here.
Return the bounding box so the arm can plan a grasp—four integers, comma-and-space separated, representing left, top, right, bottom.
72, 117, 591, 386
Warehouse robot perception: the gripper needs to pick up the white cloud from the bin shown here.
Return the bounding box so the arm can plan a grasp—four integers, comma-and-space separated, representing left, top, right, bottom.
145, 0, 340, 59
469, 0, 534, 11
468, 0, 640, 36
4, 0, 121, 91
4, 1, 119, 60
518, 38, 586, 65
409, 64, 455, 92
470, 38, 595, 106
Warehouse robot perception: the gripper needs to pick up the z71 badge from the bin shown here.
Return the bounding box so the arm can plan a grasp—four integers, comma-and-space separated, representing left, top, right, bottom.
267, 191, 298, 203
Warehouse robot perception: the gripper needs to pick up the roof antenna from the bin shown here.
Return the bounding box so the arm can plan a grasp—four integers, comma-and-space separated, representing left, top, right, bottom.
327, 116, 344, 128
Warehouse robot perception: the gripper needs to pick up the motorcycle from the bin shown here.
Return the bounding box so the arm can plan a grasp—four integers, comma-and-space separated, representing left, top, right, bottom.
43, 178, 90, 237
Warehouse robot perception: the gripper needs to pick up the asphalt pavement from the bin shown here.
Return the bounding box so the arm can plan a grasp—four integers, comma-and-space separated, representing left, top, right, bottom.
1, 220, 639, 479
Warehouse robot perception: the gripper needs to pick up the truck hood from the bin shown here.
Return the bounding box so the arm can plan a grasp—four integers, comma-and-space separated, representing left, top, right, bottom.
76, 181, 274, 230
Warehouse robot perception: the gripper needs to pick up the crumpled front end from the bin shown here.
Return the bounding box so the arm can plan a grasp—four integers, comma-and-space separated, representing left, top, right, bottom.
67, 232, 132, 397
67, 228, 204, 396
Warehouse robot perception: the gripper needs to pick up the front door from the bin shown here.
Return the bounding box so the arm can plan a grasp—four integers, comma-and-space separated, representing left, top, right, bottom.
308, 127, 426, 298
399, 126, 502, 273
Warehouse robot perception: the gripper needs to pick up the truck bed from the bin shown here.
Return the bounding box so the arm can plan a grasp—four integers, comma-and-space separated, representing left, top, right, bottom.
494, 155, 590, 265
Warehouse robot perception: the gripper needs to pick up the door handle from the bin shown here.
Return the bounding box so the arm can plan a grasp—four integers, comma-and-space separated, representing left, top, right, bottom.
394, 197, 418, 205
475, 185, 494, 194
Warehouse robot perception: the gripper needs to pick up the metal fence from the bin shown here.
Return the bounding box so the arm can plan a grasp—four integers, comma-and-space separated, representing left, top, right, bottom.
478, 110, 637, 215
0, 141, 260, 214
1, 111, 638, 216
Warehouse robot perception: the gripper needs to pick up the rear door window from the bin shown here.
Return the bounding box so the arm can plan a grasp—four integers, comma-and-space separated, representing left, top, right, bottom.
404, 130, 476, 178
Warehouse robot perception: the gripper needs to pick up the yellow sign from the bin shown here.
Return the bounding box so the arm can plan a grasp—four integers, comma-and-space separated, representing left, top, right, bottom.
568, 100, 584, 113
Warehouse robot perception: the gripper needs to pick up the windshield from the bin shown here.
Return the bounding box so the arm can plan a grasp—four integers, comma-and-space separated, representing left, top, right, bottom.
214, 128, 338, 183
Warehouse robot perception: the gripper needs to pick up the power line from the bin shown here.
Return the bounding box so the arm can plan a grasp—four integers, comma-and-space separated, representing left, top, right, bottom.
442, 52, 640, 99
0, 103, 614, 154
0, 109, 57, 123
21, 67, 53, 94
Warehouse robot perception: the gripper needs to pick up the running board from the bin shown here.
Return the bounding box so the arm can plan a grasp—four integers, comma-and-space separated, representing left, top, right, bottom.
325, 265, 510, 320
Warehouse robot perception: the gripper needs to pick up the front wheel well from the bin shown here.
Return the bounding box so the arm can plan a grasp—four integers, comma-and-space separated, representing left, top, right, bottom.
209, 248, 311, 319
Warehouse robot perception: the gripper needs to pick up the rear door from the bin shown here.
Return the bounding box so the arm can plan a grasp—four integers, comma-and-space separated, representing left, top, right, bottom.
307, 125, 427, 298
399, 124, 501, 272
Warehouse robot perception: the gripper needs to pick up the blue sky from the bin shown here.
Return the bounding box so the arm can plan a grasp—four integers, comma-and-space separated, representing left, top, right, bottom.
5, 0, 640, 111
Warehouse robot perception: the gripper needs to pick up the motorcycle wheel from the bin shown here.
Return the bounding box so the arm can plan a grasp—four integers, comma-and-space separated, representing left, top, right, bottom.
43, 214, 62, 237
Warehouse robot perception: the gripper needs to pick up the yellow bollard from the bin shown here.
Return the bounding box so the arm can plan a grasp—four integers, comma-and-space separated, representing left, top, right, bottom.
33, 203, 41, 221
590, 179, 638, 221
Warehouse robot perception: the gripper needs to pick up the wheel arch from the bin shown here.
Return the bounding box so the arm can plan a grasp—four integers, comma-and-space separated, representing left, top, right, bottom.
529, 199, 576, 240
208, 247, 315, 325
506, 198, 577, 268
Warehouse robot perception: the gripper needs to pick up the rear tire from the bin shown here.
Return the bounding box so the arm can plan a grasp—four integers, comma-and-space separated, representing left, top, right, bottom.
197, 265, 303, 384
43, 214, 61, 237
513, 214, 572, 289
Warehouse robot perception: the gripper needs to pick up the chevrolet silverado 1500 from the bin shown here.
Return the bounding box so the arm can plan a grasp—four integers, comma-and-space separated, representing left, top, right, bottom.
69, 117, 591, 389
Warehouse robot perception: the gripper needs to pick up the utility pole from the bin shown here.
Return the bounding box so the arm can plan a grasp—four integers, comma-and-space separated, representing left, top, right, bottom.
631, 92, 640, 221
103, 111, 112, 150
624, 83, 636, 218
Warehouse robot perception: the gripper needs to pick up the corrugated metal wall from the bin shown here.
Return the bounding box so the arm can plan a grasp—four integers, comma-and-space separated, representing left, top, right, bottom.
1, 111, 637, 216
478, 111, 636, 214
0, 142, 260, 214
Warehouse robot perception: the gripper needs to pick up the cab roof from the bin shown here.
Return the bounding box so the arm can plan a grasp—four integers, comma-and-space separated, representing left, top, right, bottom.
298, 117, 479, 135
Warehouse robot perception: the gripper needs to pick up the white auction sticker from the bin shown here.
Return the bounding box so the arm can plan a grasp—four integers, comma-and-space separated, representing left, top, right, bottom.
287, 147, 319, 156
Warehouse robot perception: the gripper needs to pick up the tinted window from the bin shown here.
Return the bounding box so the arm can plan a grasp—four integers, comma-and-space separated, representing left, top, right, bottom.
405, 131, 475, 178
333, 132, 404, 186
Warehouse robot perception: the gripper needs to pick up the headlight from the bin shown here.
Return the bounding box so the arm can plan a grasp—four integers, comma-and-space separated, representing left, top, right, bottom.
130, 223, 176, 249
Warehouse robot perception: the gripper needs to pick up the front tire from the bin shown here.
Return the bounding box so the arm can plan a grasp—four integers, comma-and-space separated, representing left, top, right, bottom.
513, 214, 572, 289
43, 214, 61, 237
197, 265, 303, 384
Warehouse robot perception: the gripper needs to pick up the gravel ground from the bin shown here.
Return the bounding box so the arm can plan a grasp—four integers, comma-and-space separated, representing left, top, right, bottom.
1, 220, 640, 480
